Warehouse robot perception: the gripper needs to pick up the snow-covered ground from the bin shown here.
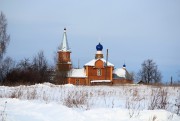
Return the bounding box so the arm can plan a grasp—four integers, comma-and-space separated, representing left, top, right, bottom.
0, 83, 180, 121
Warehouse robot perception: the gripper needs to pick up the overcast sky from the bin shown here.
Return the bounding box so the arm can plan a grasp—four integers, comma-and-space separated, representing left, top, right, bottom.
1, 0, 180, 82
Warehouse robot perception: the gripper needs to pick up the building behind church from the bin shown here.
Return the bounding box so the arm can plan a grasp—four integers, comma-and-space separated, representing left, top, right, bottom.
56, 28, 133, 85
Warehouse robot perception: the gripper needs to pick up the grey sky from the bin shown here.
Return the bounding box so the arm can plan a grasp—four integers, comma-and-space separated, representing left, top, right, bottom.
1, 0, 180, 82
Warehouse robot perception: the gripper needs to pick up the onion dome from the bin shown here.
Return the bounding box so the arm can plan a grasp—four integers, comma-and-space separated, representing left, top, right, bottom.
96, 43, 103, 51
123, 64, 126, 68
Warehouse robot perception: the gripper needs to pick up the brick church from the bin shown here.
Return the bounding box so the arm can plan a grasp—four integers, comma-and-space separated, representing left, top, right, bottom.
56, 28, 133, 85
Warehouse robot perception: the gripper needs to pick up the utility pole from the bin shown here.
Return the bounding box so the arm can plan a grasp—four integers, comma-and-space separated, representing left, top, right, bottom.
105, 49, 108, 80
170, 76, 173, 86
78, 59, 80, 69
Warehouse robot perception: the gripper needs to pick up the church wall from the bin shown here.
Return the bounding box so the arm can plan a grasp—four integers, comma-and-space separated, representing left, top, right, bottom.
95, 60, 104, 68
67, 77, 87, 85
113, 79, 133, 85
86, 66, 113, 83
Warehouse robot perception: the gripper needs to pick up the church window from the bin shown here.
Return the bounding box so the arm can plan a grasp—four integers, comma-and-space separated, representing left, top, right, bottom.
97, 69, 102, 76
76, 79, 79, 85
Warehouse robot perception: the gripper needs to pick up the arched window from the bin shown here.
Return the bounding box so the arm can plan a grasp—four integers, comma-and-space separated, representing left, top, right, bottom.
97, 69, 102, 76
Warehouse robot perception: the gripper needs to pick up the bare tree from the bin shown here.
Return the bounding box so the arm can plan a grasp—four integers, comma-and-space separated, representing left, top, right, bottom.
0, 12, 10, 60
55, 70, 68, 84
32, 51, 47, 71
137, 59, 162, 84
33, 51, 46, 68
0, 12, 12, 85
32, 51, 49, 83
17, 58, 30, 70
0, 57, 15, 84
129, 71, 135, 81
178, 71, 180, 83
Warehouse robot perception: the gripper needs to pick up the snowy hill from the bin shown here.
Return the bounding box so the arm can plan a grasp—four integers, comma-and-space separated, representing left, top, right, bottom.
0, 83, 180, 121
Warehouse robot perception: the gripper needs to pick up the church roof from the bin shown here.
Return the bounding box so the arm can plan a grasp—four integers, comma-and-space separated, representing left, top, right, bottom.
113, 68, 131, 80
113, 68, 126, 78
68, 68, 87, 78
59, 28, 70, 52
84, 58, 114, 66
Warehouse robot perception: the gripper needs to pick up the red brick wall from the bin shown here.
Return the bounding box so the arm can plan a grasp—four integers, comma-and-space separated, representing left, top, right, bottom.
86, 66, 113, 80
58, 51, 71, 63
57, 51, 72, 71
68, 78, 87, 85
95, 60, 104, 68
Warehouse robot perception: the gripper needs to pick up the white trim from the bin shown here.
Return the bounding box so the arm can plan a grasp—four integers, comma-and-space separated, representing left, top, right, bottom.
91, 80, 112, 83
96, 51, 102, 54
85, 58, 114, 66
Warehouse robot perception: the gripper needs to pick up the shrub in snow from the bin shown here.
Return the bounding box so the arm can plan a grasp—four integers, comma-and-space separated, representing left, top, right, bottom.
63, 90, 88, 108
125, 96, 141, 118
148, 88, 168, 110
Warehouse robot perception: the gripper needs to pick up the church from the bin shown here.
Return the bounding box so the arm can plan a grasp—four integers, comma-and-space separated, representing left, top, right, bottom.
56, 28, 133, 85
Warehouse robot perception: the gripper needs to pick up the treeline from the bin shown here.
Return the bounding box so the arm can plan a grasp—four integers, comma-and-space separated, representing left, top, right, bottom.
0, 51, 52, 86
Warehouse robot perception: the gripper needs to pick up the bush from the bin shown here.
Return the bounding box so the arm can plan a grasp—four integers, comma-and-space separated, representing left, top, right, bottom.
63, 90, 88, 108
148, 88, 168, 110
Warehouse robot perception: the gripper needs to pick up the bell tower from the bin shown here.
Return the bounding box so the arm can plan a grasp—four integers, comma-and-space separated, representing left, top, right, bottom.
57, 28, 72, 72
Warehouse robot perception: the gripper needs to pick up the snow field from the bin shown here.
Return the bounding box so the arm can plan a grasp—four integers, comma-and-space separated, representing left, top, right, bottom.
0, 83, 180, 121
0, 98, 180, 121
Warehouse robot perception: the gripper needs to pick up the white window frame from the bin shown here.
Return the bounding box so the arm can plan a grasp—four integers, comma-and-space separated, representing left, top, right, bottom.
97, 69, 102, 76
